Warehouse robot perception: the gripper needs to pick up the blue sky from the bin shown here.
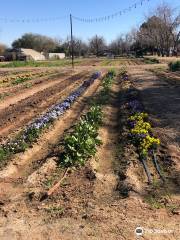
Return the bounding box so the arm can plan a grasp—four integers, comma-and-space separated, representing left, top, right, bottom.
0, 0, 179, 46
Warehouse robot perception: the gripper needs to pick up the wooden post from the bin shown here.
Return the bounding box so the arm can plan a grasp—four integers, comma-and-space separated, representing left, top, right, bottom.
70, 14, 74, 69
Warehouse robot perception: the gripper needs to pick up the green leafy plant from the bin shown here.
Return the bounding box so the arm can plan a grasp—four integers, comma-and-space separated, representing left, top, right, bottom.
107, 69, 116, 77
62, 106, 103, 166
24, 127, 42, 143
12, 76, 31, 85
168, 60, 180, 71
61, 70, 116, 167
0, 147, 10, 162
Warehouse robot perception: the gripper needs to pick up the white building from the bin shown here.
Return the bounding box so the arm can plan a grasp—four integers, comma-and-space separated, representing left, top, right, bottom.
48, 53, 65, 60
19, 48, 46, 61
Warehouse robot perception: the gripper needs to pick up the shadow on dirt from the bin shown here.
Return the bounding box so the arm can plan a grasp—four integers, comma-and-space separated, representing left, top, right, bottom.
124, 70, 180, 200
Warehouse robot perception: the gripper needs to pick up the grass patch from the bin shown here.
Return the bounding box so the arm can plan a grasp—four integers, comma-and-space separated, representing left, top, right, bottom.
144, 195, 164, 209
0, 59, 82, 68
45, 206, 64, 216
144, 57, 159, 64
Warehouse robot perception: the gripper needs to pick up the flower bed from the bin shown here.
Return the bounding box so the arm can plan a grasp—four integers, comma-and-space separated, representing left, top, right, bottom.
127, 111, 160, 159
0, 71, 101, 163
122, 71, 163, 184
120, 68, 129, 81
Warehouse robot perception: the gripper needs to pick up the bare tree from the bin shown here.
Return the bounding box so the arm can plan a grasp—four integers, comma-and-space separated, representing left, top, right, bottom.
109, 33, 134, 56
109, 35, 124, 55
138, 3, 180, 56
89, 35, 106, 56
61, 37, 88, 57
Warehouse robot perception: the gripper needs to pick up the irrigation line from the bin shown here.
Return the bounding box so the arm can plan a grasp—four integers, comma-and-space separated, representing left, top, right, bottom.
152, 150, 165, 182
140, 157, 152, 184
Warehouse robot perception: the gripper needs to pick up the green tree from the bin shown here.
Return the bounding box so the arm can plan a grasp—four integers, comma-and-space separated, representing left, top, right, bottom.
12, 33, 59, 52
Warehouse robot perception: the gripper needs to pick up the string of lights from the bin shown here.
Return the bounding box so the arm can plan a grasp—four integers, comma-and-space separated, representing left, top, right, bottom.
72, 0, 150, 23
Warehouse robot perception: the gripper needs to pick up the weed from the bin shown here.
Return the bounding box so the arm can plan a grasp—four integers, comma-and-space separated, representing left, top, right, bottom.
45, 206, 64, 215
0, 92, 10, 101
144, 195, 164, 209
23, 82, 33, 88
0, 147, 10, 163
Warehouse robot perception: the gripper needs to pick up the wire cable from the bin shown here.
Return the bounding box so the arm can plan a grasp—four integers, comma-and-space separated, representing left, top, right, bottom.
0, 15, 68, 23
72, 0, 151, 23
0, 0, 152, 24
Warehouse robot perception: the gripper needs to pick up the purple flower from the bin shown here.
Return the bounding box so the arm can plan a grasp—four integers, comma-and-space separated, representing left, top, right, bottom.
0, 72, 101, 152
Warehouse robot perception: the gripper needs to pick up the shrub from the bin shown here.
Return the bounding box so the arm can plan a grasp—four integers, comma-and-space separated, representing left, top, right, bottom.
168, 61, 180, 72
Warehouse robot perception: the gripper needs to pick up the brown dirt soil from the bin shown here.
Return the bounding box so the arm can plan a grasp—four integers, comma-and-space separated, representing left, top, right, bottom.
0, 72, 108, 240
151, 69, 180, 85
0, 71, 90, 141
0, 66, 179, 240
0, 69, 69, 99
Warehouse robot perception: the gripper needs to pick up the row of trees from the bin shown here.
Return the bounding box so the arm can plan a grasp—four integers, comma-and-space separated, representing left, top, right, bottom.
3, 33, 107, 57
1, 3, 179, 57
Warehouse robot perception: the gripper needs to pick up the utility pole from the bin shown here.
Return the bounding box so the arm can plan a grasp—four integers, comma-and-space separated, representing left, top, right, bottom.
70, 14, 74, 69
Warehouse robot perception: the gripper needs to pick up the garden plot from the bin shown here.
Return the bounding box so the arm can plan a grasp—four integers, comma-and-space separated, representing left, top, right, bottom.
101, 58, 143, 66
0, 71, 91, 141
0, 69, 70, 102
0, 61, 179, 240
0, 69, 56, 85
126, 67, 180, 206
0, 71, 104, 168
0, 71, 106, 236
0, 69, 80, 110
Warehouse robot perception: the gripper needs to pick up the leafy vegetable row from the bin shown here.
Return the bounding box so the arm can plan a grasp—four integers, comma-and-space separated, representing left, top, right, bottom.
2, 70, 55, 85
60, 69, 116, 167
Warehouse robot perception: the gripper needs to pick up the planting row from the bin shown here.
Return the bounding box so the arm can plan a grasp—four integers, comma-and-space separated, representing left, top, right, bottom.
121, 71, 163, 184
0, 69, 57, 85
0, 71, 101, 163
59, 70, 116, 167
